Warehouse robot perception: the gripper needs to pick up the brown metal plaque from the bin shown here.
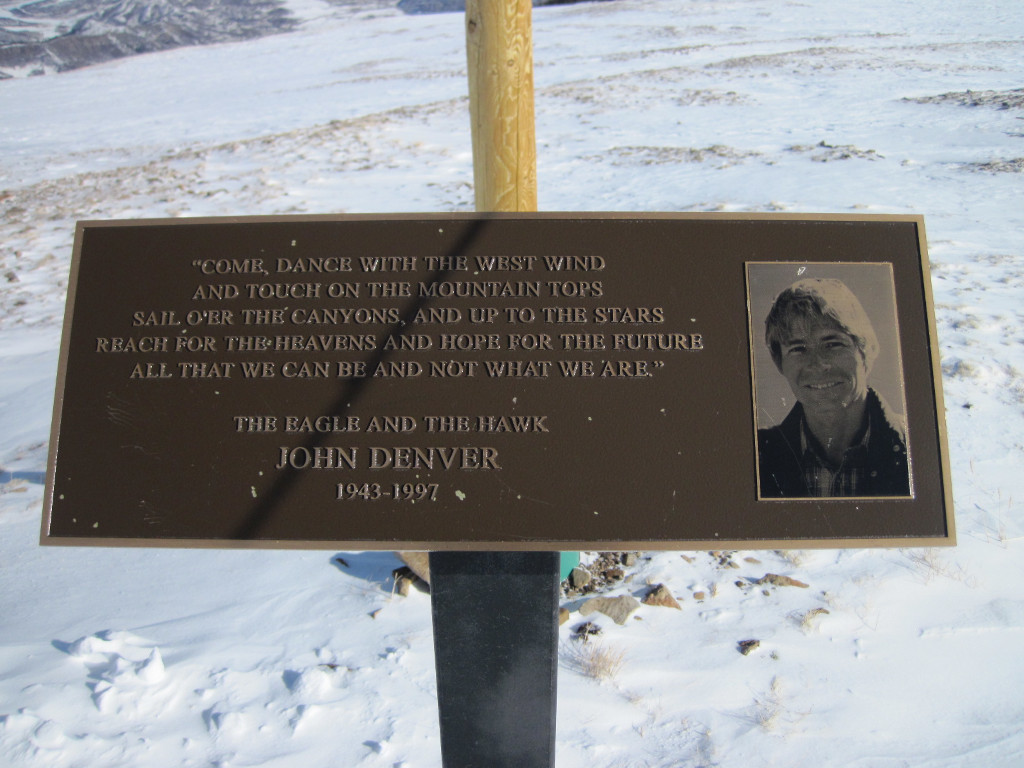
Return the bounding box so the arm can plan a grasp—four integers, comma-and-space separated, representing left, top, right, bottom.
42, 213, 954, 549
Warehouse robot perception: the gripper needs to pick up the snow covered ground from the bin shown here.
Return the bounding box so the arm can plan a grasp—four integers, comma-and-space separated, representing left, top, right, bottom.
2, 0, 1023, 765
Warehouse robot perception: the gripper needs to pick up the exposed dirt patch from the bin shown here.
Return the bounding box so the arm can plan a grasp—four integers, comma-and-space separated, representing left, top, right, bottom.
786, 141, 883, 162
540, 72, 748, 111
963, 158, 1024, 173
704, 46, 860, 73
590, 144, 760, 168
905, 88, 1024, 110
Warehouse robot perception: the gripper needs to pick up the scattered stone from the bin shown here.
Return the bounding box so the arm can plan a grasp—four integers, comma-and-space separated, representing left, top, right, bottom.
570, 566, 592, 589
693, 591, 706, 601
744, 557, 762, 565
622, 553, 638, 566
397, 552, 431, 585
392, 567, 416, 597
708, 551, 741, 569
562, 553, 643, 598
681, 554, 695, 563
559, 607, 570, 626
579, 595, 641, 625
757, 573, 809, 589
738, 639, 760, 656
573, 621, 602, 641
391, 566, 428, 596
642, 584, 682, 610
798, 607, 831, 630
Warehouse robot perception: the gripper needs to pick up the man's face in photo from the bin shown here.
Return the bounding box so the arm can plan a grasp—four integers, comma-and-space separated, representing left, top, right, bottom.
777, 316, 870, 415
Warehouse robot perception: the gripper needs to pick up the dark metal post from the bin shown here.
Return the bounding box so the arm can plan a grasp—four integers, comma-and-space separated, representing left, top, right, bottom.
429, 551, 560, 768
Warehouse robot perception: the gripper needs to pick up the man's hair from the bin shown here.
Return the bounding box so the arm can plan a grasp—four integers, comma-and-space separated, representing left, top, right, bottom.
764, 277, 879, 371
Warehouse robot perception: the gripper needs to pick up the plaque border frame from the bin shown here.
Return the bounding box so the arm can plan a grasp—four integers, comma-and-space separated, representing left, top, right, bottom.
42, 212, 955, 550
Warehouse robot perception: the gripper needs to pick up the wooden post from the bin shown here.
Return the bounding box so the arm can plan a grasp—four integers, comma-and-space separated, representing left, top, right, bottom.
465, 0, 537, 212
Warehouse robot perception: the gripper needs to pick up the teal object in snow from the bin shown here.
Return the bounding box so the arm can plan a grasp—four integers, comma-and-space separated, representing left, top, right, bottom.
559, 552, 581, 581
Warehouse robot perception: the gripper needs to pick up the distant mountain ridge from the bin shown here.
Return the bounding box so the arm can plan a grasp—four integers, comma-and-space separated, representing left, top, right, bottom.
0, 0, 297, 77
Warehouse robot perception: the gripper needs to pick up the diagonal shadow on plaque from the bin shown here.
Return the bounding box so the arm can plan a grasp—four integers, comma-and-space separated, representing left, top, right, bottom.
230, 217, 490, 540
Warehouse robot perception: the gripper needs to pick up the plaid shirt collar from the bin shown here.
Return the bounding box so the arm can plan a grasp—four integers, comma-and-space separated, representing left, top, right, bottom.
798, 416, 872, 497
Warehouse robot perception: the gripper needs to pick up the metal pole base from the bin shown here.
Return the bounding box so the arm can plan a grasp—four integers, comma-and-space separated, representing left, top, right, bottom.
429, 551, 559, 768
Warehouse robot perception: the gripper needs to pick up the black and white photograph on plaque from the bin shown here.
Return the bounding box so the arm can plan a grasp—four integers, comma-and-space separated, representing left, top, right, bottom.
747, 262, 913, 500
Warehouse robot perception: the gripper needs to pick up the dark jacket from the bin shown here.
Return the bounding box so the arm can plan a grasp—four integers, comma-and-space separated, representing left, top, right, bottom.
757, 389, 910, 498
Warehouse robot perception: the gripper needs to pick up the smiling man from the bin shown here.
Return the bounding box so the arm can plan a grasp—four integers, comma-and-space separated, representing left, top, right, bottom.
757, 277, 911, 498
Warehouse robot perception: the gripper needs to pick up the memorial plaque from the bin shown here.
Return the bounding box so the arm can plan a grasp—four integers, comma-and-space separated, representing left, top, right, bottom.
42, 213, 954, 549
